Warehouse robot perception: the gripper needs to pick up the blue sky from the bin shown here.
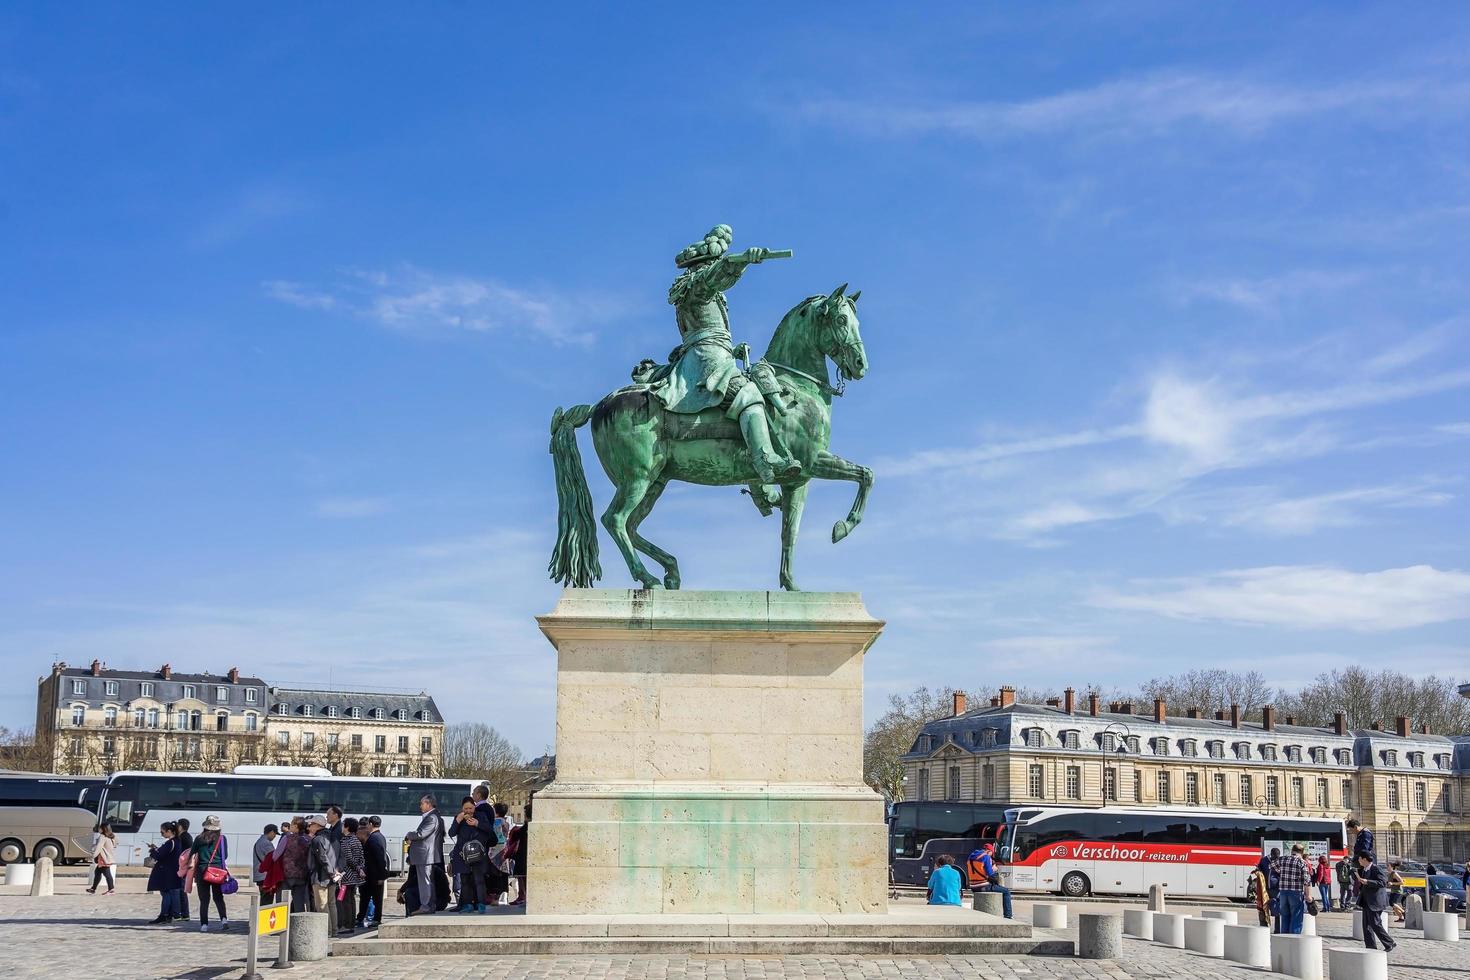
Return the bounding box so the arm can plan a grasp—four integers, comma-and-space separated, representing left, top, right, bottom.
3, 4, 1469, 756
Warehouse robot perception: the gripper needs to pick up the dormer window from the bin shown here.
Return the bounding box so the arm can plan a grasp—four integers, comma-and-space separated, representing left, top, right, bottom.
1261, 745, 1277, 761
326, 706, 338, 718
140, 682, 154, 698
1024, 729, 1042, 748
104, 680, 119, 697
1151, 737, 1169, 756
1336, 748, 1352, 765
371, 708, 384, 720
350, 707, 362, 719
1409, 752, 1424, 769
394, 709, 407, 721
1286, 746, 1301, 763
71, 679, 87, 696
181, 685, 196, 700
1208, 740, 1224, 759
1061, 730, 1079, 750
1310, 747, 1326, 764
982, 729, 997, 748
1382, 750, 1397, 767
302, 704, 314, 717
1181, 739, 1197, 758
1436, 753, 1451, 769
275, 702, 289, 715
1125, 736, 1140, 754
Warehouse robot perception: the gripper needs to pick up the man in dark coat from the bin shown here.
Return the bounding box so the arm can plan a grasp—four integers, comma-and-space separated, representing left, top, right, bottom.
1347, 818, 1375, 860
1355, 853, 1396, 952
357, 816, 389, 928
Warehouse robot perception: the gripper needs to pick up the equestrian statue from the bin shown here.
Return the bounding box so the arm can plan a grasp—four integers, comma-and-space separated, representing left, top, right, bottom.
548, 224, 872, 591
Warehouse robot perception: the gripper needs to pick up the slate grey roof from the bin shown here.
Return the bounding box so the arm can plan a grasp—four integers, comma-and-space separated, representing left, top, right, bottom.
49, 665, 268, 709
267, 686, 444, 724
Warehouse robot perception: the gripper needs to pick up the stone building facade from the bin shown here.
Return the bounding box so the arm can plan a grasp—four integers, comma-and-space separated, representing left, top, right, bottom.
35, 660, 269, 774
265, 686, 444, 778
903, 686, 1468, 863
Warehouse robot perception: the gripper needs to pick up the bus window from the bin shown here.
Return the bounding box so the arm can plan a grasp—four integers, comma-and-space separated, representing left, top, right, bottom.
234, 779, 291, 812
100, 776, 142, 832
185, 780, 236, 809
891, 805, 920, 857
1189, 816, 1238, 847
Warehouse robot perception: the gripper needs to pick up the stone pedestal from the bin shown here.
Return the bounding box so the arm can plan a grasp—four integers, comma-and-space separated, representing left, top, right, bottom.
4, 863, 34, 887
1122, 908, 1153, 939
530, 590, 887, 916
1184, 916, 1225, 956
1270, 934, 1323, 980
1423, 910, 1460, 941
288, 912, 328, 962
1153, 913, 1186, 947
1223, 924, 1270, 967
1031, 902, 1066, 929
1078, 913, 1121, 959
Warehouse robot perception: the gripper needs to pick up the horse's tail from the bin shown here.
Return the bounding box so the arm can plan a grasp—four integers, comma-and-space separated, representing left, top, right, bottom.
548, 404, 601, 588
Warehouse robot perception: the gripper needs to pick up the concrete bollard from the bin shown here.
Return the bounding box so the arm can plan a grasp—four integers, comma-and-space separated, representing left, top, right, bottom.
1184, 916, 1225, 956
1327, 947, 1387, 980
1300, 913, 1316, 936
1153, 912, 1187, 948
1078, 913, 1122, 959
287, 911, 329, 962
1223, 924, 1271, 968
1423, 911, 1460, 942
971, 891, 1004, 916
1147, 883, 1166, 912
1433, 894, 1448, 913
27, 857, 54, 897
1351, 909, 1363, 940
1270, 934, 1323, 980
1405, 893, 1423, 929
4, 863, 35, 888
1201, 909, 1238, 924
1031, 902, 1067, 929
1122, 907, 1153, 940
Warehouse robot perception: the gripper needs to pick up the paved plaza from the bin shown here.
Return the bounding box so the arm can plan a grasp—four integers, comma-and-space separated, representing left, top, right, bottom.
2, 876, 1467, 980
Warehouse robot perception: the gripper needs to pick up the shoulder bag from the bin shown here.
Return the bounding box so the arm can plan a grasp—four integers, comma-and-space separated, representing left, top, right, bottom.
203, 837, 229, 885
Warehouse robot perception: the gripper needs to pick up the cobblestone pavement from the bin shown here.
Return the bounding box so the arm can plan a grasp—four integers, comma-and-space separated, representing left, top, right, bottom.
1, 887, 1466, 980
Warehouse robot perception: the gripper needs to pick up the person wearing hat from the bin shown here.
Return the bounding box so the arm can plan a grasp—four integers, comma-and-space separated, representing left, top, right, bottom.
965, 843, 1012, 919
640, 224, 801, 488
306, 814, 341, 935
186, 815, 231, 932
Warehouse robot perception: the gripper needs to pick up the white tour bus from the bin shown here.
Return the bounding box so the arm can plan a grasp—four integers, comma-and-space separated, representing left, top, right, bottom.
999, 805, 1345, 900
96, 768, 479, 871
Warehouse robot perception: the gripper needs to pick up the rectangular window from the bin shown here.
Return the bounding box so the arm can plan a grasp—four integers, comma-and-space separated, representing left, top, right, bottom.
104, 680, 119, 696
244, 713, 257, 732
1066, 766, 1081, 800
214, 741, 227, 759
277, 731, 290, 748
1240, 775, 1252, 804
1063, 731, 1079, 750
216, 713, 228, 732
1383, 751, 1397, 767
1182, 741, 1197, 758
1236, 743, 1250, 760
1265, 776, 1279, 807
1291, 777, 1304, 808
1387, 780, 1400, 809
419, 765, 432, 778
1316, 778, 1329, 808
182, 685, 196, 700
1444, 786, 1453, 813
983, 764, 995, 798
68, 736, 82, 755
1157, 771, 1171, 803
1153, 738, 1169, 756
147, 708, 159, 728
215, 686, 229, 702
302, 733, 315, 751
1212, 773, 1225, 805
1025, 729, 1042, 748
103, 706, 117, 727
140, 682, 154, 698
1103, 767, 1117, 802
1209, 742, 1224, 759
917, 769, 930, 800
1185, 772, 1199, 805
1287, 746, 1301, 763
132, 707, 145, 727
72, 679, 86, 695
420, 736, 433, 754
1028, 764, 1044, 797
948, 766, 961, 800
327, 733, 339, 748
245, 689, 258, 703
1133, 771, 1142, 802
1414, 782, 1426, 811
71, 705, 85, 726
375, 735, 387, 753
145, 736, 159, 757
1342, 780, 1352, 808
351, 734, 363, 751
397, 735, 409, 754
102, 735, 115, 754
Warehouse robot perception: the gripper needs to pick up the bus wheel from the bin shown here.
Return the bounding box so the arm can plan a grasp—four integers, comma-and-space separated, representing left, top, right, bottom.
33, 839, 63, 864
0, 839, 22, 864
1060, 871, 1090, 898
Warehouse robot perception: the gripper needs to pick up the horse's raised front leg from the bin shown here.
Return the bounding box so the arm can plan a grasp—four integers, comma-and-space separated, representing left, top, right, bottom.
627, 477, 680, 590
779, 481, 809, 592
600, 478, 662, 589
810, 450, 874, 543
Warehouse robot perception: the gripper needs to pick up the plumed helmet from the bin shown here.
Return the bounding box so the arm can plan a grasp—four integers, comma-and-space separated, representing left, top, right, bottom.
675, 224, 733, 268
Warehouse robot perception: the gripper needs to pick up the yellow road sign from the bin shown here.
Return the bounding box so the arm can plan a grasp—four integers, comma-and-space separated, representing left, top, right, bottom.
257, 902, 289, 936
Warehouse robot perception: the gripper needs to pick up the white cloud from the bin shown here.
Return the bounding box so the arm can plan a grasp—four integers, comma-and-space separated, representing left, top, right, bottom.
314, 496, 390, 519
1091, 564, 1470, 632
1176, 269, 1366, 314
264, 265, 631, 344
1162, 483, 1453, 536
796, 72, 1470, 141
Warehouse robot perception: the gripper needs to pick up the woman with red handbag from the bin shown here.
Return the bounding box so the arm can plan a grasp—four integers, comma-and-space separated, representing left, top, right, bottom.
186, 814, 232, 932
85, 823, 117, 895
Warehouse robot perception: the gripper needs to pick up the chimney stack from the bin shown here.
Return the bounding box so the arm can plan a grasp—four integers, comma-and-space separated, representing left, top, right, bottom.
1116, 701, 1134, 715
952, 691, 967, 717
999, 686, 1016, 709
1371, 721, 1382, 732
1420, 723, 1430, 735
1088, 693, 1099, 717
90, 659, 102, 676
1230, 703, 1241, 729
1395, 716, 1410, 738
1214, 709, 1227, 721
1333, 712, 1347, 736
1045, 696, 1061, 708
1285, 715, 1296, 726
990, 696, 1001, 707
1064, 688, 1076, 715
1262, 705, 1276, 731
1186, 708, 1202, 720
228, 667, 240, 684
1153, 698, 1167, 724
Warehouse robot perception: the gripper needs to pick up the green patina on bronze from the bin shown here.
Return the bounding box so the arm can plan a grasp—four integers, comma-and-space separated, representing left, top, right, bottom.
549, 225, 872, 591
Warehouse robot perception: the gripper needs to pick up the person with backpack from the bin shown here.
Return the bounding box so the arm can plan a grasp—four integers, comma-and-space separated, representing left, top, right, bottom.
306, 814, 341, 934
1335, 856, 1355, 911
449, 796, 493, 914
86, 823, 117, 895
186, 815, 231, 933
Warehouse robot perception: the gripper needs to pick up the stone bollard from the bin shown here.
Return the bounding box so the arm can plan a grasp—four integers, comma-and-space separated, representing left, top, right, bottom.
28, 857, 54, 897
1433, 894, 1448, 913
1270, 934, 1323, 980
1201, 909, 1238, 924
1405, 893, 1424, 929
1223, 924, 1271, 968
1122, 907, 1153, 940
4, 863, 35, 888
1078, 913, 1122, 959
288, 911, 329, 962
1147, 884, 1166, 912
1423, 911, 1460, 942
1351, 909, 1363, 940
1327, 947, 1387, 980
1300, 913, 1316, 936
1184, 916, 1225, 956
1153, 913, 1187, 948
971, 891, 1004, 916
1031, 902, 1067, 929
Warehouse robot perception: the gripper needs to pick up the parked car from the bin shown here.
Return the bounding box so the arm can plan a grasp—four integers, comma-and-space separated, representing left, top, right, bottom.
1422, 875, 1467, 913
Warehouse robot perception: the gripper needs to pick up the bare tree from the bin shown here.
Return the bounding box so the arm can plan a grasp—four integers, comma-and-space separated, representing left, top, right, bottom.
442, 723, 525, 797
0, 726, 53, 772
863, 686, 974, 802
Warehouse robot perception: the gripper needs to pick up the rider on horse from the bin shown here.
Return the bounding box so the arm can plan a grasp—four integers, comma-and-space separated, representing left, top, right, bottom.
636, 224, 800, 487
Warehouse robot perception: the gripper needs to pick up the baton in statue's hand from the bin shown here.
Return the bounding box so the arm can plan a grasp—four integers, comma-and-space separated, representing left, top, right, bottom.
734, 247, 793, 265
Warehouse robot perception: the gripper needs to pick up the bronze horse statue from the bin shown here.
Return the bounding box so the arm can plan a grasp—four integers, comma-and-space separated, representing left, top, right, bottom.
549, 284, 872, 591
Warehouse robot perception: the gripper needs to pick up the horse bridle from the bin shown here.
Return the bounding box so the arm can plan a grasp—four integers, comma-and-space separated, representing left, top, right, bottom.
766, 299, 856, 397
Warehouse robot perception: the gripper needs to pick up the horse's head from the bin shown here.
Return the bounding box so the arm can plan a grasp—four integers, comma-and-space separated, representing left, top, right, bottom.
815, 283, 867, 382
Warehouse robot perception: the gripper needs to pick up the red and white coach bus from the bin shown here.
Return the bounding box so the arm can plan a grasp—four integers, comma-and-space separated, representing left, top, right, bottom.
998, 805, 1345, 900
